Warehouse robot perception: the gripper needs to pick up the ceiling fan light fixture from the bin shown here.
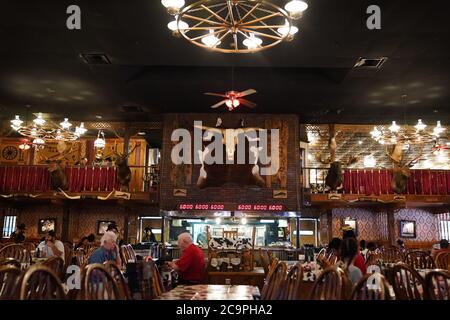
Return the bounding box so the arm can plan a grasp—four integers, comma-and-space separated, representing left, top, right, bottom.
10, 115, 23, 130
388, 121, 400, 133
59, 118, 72, 129
414, 119, 426, 131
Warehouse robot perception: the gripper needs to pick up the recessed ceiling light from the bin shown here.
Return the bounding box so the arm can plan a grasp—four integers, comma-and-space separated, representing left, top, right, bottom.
137, 131, 146, 136
95, 115, 102, 119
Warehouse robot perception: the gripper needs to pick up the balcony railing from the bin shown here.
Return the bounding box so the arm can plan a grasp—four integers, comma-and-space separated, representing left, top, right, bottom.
0, 165, 159, 194
303, 167, 450, 196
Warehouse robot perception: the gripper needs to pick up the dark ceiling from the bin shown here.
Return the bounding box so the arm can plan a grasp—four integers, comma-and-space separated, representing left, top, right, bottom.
0, 0, 449, 124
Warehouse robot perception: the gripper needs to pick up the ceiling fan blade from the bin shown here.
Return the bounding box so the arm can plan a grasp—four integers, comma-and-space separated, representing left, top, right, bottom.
210, 100, 227, 109
204, 92, 228, 98
237, 89, 257, 98
240, 98, 257, 108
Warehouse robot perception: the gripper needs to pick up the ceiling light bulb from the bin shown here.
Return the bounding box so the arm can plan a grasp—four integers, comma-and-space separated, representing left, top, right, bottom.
278, 20, 299, 37
285, 1, 308, 19
414, 119, 426, 131
167, 16, 189, 31
33, 113, 46, 126
32, 138, 45, 146
201, 30, 221, 47
60, 118, 72, 129
232, 99, 240, 108
363, 155, 376, 168
370, 126, 381, 138
75, 122, 87, 136
215, 217, 221, 225
226, 99, 233, 109
10, 115, 23, 130
243, 33, 262, 49
31, 127, 37, 136
94, 131, 106, 149
433, 121, 445, 136
389, 121, 400, 133
161, 0, 185, 14
241, 217, 247, 225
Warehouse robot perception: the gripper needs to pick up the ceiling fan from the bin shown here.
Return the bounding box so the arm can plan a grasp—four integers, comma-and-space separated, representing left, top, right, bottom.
204, 89, 257, 111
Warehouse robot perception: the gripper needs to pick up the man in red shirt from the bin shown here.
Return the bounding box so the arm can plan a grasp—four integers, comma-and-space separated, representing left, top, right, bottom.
169, 232, 205, 284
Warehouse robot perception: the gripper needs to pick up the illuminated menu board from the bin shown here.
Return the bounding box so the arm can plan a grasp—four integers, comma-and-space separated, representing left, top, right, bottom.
177, 203, 284, 211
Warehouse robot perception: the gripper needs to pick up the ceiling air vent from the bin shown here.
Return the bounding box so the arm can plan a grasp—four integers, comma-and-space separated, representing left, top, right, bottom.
80, 53, 111, 65
353, 57, 387, 69
121, 105, 144, 113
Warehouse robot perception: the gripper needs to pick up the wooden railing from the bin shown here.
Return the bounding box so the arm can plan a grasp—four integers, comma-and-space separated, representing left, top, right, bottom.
0, 165, 159, 193
303, 167, 450, 196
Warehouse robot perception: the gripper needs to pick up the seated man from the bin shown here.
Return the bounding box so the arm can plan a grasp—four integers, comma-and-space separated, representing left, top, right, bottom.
169, 233, 205, 284
37, 230, 65, 263
10, 223, 26, 243
88, 231, 122, 265
431, 239, 450, 259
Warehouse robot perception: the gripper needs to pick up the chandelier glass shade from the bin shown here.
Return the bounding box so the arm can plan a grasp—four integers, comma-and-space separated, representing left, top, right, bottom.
10, 113, 87, 144
370, 119, 446, 145
161, 0, 308, 53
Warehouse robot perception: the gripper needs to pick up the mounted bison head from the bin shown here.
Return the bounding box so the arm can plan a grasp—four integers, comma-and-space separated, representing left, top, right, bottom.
47, 160, 68, 191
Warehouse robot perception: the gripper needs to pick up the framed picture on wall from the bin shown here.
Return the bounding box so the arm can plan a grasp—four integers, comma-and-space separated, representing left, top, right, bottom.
342, 218, 358, 237
400, 220, 416, 238
38, 218, 56, 234
97, 220, 115, 235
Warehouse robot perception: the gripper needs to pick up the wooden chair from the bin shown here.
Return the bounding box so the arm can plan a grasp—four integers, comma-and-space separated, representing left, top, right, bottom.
120, 244, 137, 264
309, 266, 351, 300
259, 248, 270, 276
43, 256, 65, 280
19, 265, 66, 300
381, 248, 404, 263
75, 248, 87, 267
281, 262, 303, 300
0, 258, 21, 269
0, 244, 31, 264
316, 248, 327, 267
391, 262, 425, 300
424, 269, 450, 300
223, 229, 238, 239
80, 263, 123, 300
138, 259, 164, 299
104, 261, 132, 300
405, 251, 435, 269
0, 265, 21, 300
22, 242, 36, 252
261, 261, 287, 300
365, 251, 383, 266
63, 243, 73, 270
350, 272, 392, 300
435, 252, 450, 271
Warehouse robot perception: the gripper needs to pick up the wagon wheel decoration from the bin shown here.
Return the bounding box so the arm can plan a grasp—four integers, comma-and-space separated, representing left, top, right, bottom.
176, 0, 294, 53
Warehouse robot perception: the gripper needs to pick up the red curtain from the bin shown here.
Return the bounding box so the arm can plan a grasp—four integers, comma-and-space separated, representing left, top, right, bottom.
422, 170, 431, 195
372, 170, 380, 196
343, 170, 351, 194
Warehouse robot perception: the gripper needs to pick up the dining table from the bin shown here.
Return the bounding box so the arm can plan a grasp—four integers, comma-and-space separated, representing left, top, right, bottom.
156, 284, 260, 300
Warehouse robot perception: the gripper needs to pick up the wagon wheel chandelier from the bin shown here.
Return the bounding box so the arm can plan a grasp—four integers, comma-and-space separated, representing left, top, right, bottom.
161, 0, 309, 53
10, 113, 87, 147
369, 119, 446, 146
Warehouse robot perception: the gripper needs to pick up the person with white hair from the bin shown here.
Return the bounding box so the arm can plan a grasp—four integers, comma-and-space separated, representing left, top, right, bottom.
87, 231, 122, 265
168, 232, 205, 284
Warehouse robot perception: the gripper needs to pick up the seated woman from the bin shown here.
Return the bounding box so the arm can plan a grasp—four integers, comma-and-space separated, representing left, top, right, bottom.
88, 231, 122, 266
340, 237, 363, 285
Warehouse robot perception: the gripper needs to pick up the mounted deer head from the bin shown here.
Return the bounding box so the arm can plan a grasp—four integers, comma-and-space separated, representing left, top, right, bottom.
38, 143, 76, 191
111, 144, 138, 190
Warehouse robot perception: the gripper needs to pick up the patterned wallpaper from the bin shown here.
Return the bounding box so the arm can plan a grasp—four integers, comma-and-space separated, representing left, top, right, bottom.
16, 204, 64, 240
394, 208, 439, 242
68, 204, 126, 242
332, 208, 382, 241
330, 207, 440, 243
